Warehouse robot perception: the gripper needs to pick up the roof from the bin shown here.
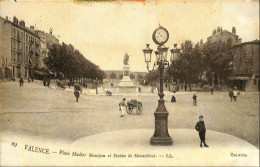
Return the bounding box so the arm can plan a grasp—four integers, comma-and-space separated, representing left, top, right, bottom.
207, 29, 239, 39
0, 16, 40, 39
235, 40, 260, 47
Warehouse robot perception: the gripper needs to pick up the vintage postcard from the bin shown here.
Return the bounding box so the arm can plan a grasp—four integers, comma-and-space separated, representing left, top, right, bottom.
0, 0, 259, 166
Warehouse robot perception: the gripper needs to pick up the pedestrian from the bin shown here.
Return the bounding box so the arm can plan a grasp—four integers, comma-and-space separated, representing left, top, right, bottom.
47, 79, 50, 87
211, 86, 214, 95
27, 77, 30, 83
74, 90, 80, 102
195, 115, 209, 148
19, 77, 23, 86
192, 93, 197, 106
138, 86, 141, 93
233, 89, 238, 102
111, 83, 113, 87
119, 98, 127, 117
171, 95, 176, 102
43, 80, 46, 86
229, 88, 233, 102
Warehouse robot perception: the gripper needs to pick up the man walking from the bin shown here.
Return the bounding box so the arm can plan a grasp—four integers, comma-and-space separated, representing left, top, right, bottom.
74, 90, 80, 102
229, 88, 233, 102
19, 77, 24, 86
195, 115, 209, 148
119, 98, 127, 117
233, 88, 238, 102
210, 86, 214, 95
192, 93, 197, 106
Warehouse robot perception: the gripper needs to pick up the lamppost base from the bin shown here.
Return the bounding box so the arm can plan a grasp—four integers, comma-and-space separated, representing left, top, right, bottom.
150, 136, 173, 146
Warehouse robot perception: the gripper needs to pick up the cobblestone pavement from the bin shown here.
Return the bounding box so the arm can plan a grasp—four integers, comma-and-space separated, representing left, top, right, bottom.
0, 81, 259, 148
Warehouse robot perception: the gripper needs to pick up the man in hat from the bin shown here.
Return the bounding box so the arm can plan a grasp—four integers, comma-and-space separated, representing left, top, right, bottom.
119, 98, 127, 117
195, 115, 209, 148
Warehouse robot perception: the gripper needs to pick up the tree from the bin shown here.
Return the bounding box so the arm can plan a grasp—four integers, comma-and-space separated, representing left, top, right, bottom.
110, 73, 117, 79
167, 40, 203, 91
137, 74, 144, 81
145, 70, 159, 85
130, 73, 135, 80
44, 42, 105, 83
119, 74, 123, 79
202, 38, 235, 87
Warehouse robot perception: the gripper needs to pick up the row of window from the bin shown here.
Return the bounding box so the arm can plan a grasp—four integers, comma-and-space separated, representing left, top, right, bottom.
11, 27, 40, 44
11, 39, 36, 53
12, 52, 29, 65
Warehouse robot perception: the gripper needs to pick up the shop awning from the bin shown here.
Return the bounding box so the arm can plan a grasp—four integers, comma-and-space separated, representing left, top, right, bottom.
228, 76, 249, 80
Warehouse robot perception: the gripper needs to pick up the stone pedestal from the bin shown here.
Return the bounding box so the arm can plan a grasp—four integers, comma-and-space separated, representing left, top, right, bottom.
117, 65, 136, 93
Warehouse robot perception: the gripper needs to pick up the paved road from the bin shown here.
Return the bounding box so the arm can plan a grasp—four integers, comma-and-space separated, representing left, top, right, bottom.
0, 81, 259, 148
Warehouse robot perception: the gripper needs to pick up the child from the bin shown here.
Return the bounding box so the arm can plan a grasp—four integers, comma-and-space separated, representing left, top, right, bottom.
119, 98, 127, 117
195, 115, 209, 147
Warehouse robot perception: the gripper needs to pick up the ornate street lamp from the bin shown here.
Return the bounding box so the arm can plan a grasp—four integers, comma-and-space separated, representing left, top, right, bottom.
142, 44, 153, 71
170, 44, 181, 62
142, 25, 175, 146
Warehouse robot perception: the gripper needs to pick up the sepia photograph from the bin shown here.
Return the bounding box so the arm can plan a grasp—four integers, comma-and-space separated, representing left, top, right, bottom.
0, 0, 259, 166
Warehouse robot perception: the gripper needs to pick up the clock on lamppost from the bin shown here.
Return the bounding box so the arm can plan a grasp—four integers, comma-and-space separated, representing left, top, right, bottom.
143, 25, 173, 146
152, 25, 169, 46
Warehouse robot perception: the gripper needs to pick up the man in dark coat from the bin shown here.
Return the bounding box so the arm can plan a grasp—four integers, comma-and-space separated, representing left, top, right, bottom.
171, 95, 176, 102
210, 86, 214, 95
19, 77, 23, 86
74, 90, 80, 102
195, 115, 209, 147
192, 93, 197, 106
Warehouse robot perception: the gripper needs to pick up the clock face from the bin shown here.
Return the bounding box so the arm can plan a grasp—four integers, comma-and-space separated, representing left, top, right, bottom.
152, 26, 169, 46
155, 29, 168, 43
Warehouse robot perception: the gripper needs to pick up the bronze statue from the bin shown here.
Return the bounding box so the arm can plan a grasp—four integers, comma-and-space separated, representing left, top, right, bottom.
123, 53, 129, 65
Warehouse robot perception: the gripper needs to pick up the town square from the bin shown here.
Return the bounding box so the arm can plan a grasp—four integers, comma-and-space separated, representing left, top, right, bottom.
0, 0, 259, 166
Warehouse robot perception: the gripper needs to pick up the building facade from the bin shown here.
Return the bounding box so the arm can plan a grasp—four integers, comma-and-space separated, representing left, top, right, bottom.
0, 16, 40, 79
229, 40, 260, 91
207, 27, 242, 44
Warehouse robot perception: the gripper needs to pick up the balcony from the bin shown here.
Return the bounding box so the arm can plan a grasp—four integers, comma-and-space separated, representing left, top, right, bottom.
35, 51, 40, 58
17, 35, 22, 41
17, 48, 23, 54
29, 40, 34, 45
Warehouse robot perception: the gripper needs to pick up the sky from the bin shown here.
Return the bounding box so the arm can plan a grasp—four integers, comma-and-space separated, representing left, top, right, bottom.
0, 0, 259, 72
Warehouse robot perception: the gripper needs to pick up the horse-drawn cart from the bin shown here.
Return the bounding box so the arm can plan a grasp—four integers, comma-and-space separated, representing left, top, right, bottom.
127, 99, 143, 115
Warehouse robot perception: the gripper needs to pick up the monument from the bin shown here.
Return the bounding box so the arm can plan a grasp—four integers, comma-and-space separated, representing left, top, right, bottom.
117, 53, 137, 93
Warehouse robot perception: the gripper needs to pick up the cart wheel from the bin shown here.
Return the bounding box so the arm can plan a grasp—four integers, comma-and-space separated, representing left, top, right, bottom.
136, 105, 143, 115
127, 107, 132, 114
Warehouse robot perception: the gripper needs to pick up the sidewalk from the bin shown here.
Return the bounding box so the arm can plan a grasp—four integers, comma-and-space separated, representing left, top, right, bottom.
71, 129, 259, 166
1, 129, 258, 166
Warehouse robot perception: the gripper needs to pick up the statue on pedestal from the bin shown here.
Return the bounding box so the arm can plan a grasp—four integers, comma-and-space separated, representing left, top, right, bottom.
123, 53, 129, 65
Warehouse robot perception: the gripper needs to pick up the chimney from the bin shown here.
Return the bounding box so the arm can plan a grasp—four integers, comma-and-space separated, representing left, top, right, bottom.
30, 25, 34, 30
217, 27, 221, 33
13, 16, 18, 25
232, 27, 236, 34
6, 16, 8, 20
200, 39, 203, 45
19, 20, 25, 27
